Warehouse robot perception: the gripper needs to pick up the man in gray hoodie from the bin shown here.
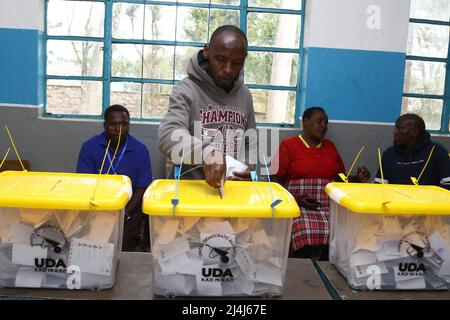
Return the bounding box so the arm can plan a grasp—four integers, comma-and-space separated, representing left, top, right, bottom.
158, 25, 257, 190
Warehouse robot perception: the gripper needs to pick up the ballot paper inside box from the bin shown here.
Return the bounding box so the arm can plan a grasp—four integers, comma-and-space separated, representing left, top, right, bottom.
143, 179, 300, 297
0, 171, 131, 290
325, 182, 450, 291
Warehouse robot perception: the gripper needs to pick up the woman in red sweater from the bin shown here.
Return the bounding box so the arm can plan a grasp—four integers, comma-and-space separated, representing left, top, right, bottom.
271, 107, 370, 261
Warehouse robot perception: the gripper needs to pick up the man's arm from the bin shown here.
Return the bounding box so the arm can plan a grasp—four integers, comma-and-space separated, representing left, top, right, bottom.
125, 187, 146, 221
158, 84, 224, 188
436, 145, 450, 190
76, 142, 96, 174
158, 85, 213, 166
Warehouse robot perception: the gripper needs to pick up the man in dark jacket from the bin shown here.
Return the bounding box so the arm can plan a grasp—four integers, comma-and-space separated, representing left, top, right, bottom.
375, 113, 450, 189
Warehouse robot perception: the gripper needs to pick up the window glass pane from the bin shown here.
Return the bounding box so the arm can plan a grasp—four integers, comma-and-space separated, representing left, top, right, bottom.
143, 83, 174, 118
144, 5, 177, 41
112, 44, 143, 78
403, 60, 445, 95
410, 0, 450, 22
175, 46, 201, 80
112, 3, 144, 39
47, 0, 104, 37
246, 52, 298, 86
46, 79, 102, 115
407, 23, 449, 58
248, 0, 301, 10
247, 13, 300, 48
177, 7, 208, 42
208, 9, 240, 39
210, 0, 240, 5
110, 82, 142, 118
402, 97, 443, 130
47, 40, 103, 77
143, 45, 175, 79
250, 89, 295, 123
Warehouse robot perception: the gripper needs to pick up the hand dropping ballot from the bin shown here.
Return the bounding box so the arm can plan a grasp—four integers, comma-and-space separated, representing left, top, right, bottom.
225, 155, 248, 178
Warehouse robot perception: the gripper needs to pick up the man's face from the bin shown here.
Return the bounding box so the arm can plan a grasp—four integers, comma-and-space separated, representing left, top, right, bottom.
104, 111, 130, 145
393, 118, 416, 147
203, 32, 247, 89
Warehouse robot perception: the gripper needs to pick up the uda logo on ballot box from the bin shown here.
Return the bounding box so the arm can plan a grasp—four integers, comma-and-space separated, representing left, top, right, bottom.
30, 224, 69, 273
397, 231, 431, 278
199, 233, 237, 282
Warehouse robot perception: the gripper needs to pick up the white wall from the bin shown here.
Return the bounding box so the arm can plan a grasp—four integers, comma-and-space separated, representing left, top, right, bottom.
304, 0, 411, 53
0, 0, 44, 31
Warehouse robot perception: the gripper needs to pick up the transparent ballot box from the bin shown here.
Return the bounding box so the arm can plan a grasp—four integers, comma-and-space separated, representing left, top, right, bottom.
325, 182, 450, 290
142, 180, 300, 297
0, 171, 131, 290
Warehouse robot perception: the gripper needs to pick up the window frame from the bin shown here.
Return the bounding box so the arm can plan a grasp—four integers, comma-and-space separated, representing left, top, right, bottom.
402, 16, 450, 134
44, 0, 306, 127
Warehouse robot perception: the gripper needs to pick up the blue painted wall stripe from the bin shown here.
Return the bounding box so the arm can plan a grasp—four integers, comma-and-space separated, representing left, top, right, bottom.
301, 47, 406, 123
0, 28, 43, 106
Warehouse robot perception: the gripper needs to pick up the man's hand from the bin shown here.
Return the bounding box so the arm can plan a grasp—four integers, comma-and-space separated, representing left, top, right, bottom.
228, 168, 251, 181
203, 150, 226, 188
296, 194, 320, 209
356, 166, 371, 182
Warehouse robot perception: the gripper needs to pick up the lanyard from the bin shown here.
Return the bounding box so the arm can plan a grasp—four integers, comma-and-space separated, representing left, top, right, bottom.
299, 134, 322, 148
107, 139, 128, 174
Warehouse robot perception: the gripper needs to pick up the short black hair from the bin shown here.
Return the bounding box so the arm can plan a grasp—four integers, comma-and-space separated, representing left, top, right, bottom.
104, 104, 130, 121
209, 25, 248, 48
302, 106, 326, 120
397, 113, 425, 134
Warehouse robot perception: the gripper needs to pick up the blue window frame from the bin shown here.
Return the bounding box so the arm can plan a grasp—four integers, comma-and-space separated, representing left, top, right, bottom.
44, 0, 305, 126
402, 1, 450, 133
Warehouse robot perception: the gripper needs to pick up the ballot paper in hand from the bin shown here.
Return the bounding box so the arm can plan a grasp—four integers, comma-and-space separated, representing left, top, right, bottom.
226, 155, 248, 178
68, 238, 114, 276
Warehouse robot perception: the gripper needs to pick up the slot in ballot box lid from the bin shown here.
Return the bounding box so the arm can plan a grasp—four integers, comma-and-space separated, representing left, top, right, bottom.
142, 179, 300, 218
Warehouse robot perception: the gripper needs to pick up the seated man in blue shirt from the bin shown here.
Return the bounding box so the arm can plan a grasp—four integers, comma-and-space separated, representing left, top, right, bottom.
77, 104, 152, 252
375, 113, 450, 189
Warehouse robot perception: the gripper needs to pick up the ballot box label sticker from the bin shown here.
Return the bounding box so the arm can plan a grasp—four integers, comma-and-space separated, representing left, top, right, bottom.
198, 233, 236, 283
30, 224, 69, 254
199, 233, 236, 264
28, 224, 69, 273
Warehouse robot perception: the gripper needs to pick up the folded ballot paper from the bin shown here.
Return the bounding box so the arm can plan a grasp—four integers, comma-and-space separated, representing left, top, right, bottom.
225, 155, 248, 178
0, 207, 118, 289
342, 215, 450, 290
151, 217, 285, 297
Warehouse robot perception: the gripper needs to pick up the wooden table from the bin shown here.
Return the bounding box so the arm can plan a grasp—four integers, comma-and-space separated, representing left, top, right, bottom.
316, 261, 450, 300
0, 253, 331, 300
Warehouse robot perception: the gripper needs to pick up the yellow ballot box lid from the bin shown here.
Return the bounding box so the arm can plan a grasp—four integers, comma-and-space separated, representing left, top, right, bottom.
0, 171, 132, 211
325, 182, 450, 215
142, 179, 300, 218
